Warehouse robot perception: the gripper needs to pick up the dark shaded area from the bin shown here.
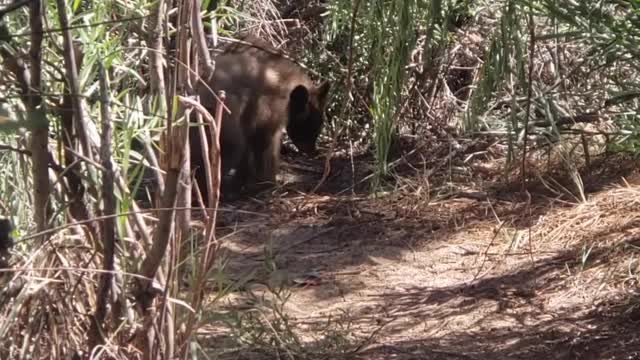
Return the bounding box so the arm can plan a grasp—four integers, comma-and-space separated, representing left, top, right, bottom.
0, 217, 14, 269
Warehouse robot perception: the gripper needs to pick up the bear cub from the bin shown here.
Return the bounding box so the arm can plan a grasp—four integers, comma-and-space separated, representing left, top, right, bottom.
191, 35, 331, 203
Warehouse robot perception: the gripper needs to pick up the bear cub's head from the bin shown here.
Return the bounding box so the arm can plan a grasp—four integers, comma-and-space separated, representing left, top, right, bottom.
287, 80, 331, 155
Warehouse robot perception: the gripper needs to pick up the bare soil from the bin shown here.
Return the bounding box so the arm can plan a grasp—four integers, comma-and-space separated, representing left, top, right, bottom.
200, 139, 640, 360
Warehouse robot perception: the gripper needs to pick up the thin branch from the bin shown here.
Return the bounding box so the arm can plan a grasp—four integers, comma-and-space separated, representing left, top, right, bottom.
520, 4, 535, 190
28, 0, 49, 238
146, 0, 166, 104
0, 144, 31, 156
55, 0, 94, 160
0, 0, 32, 18
5, 15, 149, 39
88, 62, 116, 351
191, 0, 215, 79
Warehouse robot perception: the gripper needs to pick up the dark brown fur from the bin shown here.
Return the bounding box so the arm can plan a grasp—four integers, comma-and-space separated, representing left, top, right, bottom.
191, 35, 331, 202
0, 218, 14, 269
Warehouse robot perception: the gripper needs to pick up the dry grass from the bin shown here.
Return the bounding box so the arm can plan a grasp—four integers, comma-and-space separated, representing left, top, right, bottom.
1, 228, 100, 358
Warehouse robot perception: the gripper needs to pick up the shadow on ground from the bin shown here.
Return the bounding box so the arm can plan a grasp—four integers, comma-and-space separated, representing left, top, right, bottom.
194, 139, 640, 359
203, 246, 640, 359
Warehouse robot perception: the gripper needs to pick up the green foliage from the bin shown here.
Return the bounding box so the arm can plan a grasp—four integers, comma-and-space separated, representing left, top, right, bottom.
324, 0, 419, 189
369, 0, 417, 185
454, 1, 639, 192
607, 112, 640, 154
464, 0, 526, 133
0, 133, 32, 230
322, 0, 484, 190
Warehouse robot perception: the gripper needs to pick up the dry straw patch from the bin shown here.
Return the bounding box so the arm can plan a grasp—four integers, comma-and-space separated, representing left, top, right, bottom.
1, 229, 95, 358
532, 180, 640, 287
535, 182, 640, 246
0, 227, 139, 359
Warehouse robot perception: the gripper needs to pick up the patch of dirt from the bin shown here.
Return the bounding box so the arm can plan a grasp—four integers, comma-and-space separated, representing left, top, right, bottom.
201, 141, 640, 360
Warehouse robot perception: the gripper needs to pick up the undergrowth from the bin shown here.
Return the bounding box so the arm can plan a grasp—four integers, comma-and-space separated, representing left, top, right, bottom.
0, 0, 638, 358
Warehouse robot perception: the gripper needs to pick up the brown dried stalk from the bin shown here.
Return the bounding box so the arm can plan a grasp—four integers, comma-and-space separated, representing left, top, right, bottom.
134, 0, 194, 357
55, 0, 94, 161
29, 0, 49, 237
147, 0, 167, 102
88, 63, 117, 350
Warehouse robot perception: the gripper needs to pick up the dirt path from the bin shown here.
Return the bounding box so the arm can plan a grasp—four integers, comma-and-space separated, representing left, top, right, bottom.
204, 153, 640, 359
